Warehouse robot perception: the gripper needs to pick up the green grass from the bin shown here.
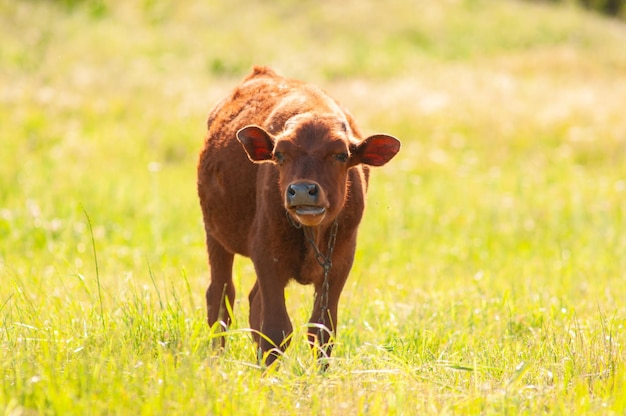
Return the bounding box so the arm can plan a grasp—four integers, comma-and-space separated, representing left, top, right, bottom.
1, 0, 626, 414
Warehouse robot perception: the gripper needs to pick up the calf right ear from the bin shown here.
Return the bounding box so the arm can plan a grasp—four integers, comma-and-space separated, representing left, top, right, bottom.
237, 125, 276, 162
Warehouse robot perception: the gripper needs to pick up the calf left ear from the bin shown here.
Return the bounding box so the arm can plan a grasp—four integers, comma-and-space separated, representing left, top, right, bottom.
237, 125, 276, 162
351, 134, 401, 167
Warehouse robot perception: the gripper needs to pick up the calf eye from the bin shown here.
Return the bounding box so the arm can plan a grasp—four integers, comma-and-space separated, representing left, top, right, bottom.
334, 152, 349, 163
274, 151, 284, 164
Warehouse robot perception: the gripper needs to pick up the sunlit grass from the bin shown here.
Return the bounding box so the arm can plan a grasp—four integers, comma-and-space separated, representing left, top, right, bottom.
1, 0, 625, 414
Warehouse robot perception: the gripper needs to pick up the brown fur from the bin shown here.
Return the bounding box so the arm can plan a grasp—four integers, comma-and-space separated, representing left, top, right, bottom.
197, 66, 400, 365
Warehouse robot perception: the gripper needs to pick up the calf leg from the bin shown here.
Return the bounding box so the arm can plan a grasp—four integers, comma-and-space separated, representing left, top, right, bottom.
205, 234, 235, 343
308, 272, 348, 361
248, 281, 261, 344
257, 282, 293, 366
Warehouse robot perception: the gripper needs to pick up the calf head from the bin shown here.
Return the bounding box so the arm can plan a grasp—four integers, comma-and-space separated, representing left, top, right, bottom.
237, 113, 400, 227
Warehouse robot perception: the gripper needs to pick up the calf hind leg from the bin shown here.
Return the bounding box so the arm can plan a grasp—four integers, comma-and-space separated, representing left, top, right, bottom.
248, 281, 261, 345
205, 234, 236, 343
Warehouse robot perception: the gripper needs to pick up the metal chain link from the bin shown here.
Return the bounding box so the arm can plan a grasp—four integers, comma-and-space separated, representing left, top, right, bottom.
303, 219, 338, 346
288, 212, 339, 346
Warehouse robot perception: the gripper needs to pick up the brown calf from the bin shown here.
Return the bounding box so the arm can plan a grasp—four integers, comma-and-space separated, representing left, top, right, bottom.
197, 66, 400, 365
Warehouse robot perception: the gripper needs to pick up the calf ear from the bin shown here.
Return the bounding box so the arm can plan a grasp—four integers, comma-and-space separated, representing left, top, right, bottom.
237, 125, 276, 162
351, 134, 401, 167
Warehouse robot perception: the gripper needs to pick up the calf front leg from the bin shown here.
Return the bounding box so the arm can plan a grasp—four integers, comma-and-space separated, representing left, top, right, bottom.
307, 270, 349, 362
254, 281, 292, 366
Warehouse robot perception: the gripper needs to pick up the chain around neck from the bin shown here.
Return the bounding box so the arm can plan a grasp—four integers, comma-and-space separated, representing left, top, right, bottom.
286, 211, 339, 345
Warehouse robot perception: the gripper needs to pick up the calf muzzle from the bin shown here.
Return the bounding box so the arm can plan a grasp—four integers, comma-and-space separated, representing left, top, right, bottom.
285, 181, 327, 225
286, 182, 319, 206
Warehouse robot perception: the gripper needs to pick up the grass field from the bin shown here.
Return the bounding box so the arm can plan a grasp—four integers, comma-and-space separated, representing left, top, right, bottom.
1, 0, 626, 414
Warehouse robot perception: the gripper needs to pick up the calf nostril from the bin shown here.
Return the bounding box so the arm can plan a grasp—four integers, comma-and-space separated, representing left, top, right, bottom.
307, 184, 318, 196
288, 185, 296, 196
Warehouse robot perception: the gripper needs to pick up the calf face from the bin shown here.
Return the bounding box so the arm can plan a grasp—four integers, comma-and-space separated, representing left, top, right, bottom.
237, 114, 400, 227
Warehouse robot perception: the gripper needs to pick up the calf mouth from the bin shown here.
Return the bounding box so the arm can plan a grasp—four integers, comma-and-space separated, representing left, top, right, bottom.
290, 205, 327, 226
